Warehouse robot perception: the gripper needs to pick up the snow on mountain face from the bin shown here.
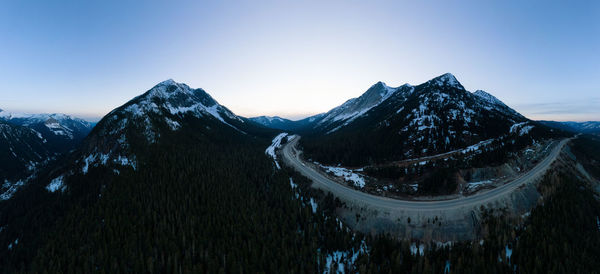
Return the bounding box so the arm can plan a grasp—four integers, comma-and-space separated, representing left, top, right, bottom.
76, 80, 247, 177
310, 74, 477, 135
580, 121, 600, 130
394, 75, 529, 153
0, 122, 55, 200
122, 79, 242, 127
44, 118, 74, 138
101, 79, 245, 144
301, 73, 534, 165
317, 73, 525, 136
427, 73, 463, 89
0, 110, 93, 141
473, 90, 503, 106
249, 115, 308, 131
558, 121, 600, 134
314, 81, 412, 132
0, 110, 91, 128
473, 90, 523, 118
0, 111, 93, 200
251, 116, 287, 126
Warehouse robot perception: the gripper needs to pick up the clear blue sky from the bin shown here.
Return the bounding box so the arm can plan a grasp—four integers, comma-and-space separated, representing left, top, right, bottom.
1, 0, 598, 121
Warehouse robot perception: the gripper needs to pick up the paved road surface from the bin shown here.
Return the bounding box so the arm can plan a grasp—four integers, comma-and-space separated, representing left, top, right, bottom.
282, 136, 570, 212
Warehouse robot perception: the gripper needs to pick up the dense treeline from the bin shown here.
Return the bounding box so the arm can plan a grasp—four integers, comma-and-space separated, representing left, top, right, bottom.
0, 123, 597, 272
355, 171, 600, 273
301, 116, 570, 168
571, 134, 600, 178
0, 126, 361, 273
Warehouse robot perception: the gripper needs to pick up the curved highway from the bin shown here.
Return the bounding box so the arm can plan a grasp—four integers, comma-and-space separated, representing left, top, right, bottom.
282, 136, 570, 211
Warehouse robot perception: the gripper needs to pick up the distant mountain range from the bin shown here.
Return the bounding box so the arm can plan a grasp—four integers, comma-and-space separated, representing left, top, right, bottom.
0, 110, 94, 194
1, 75, 585, 192
0, 76, 594, 272
0, 110, 94, 151
538, 120, 600, 135
254, 73, 564, 166
250, 115, 319, 131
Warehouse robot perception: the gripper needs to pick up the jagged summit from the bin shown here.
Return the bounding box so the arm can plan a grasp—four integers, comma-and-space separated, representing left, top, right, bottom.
139, 79, 219, 108
92, 79, 252, 153
427, 73, 463, 89
298, 73, 538, 166
249, 115, 303, 131
0, 109, 93, 143
0, 110, 83, 124
252, 115, 286, 122
157, 78, 177, 86
73, 80, 262, 181
114, 79, 241, 131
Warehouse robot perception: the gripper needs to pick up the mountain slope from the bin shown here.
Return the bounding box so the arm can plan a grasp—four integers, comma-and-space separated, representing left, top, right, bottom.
300, 73, 561, 166
0, 121, 54, 200
72, 79, 276, 174
308, 81, 408, 133
0, 80, 352, 273
539, 120, 600, 135
249, 115, 318, 131
0, 110, 94, 153
0, 110, 94, 199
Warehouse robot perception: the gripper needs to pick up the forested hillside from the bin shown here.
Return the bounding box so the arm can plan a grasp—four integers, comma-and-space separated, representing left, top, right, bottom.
0, 80, 597, 273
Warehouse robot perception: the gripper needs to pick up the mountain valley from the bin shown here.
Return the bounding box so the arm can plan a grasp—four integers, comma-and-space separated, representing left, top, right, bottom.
0, 77, 598, 273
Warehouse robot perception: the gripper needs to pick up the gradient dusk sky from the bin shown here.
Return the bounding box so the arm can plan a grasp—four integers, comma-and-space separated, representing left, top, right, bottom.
1, 0, 598, 121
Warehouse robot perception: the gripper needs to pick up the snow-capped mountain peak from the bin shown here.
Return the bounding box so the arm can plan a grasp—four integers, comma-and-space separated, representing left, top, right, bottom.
101, 79, 246, 147
74, 80, 252, 179
252, 116, 285, 124
0, 109, 93, 141
373, 81, 401, 101
315, 81, 405, 129
157, 78, 177, 86
428, 73, 463, 89
120, 79, 241, 127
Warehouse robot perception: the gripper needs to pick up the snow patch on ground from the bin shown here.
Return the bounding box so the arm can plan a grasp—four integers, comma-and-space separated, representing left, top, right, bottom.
321, 165, 366, 188
519, 125, 534, 136
116, 155, 136, 169
465, 180, 493, 192
309, 198, 317, 213
99, 153, 109, 165
82, 154, 96, 174
510, 122, 533, 135
410, 243, 425, 256
461, 139, 494, 154
435, 241, 453, 249
505, 245, 513, 261
165, 117, 180, 130
323, 240, 369, 274
7, 238, 18, 250
265, 133, 289, 169
1, 180, 24, 200
46, 175, 66, 193
80, 153, 136, 174
510, 122, 527, 133
409, 184, 419, 192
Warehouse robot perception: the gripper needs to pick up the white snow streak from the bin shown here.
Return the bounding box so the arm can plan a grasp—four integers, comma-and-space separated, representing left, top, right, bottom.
46, 175, 66, 193
265, 133, 289, 169
321, 165, 366, 188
